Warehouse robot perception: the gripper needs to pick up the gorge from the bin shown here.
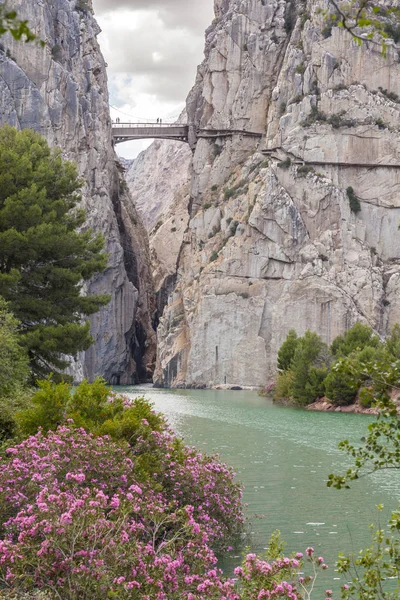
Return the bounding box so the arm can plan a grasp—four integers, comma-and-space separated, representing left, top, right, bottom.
2, 0, 400, 390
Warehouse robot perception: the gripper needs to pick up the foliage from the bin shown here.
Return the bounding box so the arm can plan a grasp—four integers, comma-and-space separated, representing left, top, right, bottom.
331, 323, 379, 357
325, 0, 400, 54
274, 369, 295, 401
297, 165, 315, 178
0, 298, 30, 443
324, 363, 360, 405
0, 389, 30, 445
12, 381, 244, 549
224, 180, 248, 200
347, 186, 361, 213
0, 6, 43, 46
326, 357, 400, 598
275, 330, 329, 405
0, 427, 241, 599
386, 323, 400, 358
0, 126, 110, 379
15, 377, 164, 440
291, 331, 329, 405
273, 324, 394, 407
328, 397, 400, 490
210, 251, 219, 262
235, 536, 330, 600
0, 297, 29, 398
277, 329, 299, 371
0, 425, 330, 600
277, 158, 291, 169
337, 507, 400, 600
306, 366, 329, 401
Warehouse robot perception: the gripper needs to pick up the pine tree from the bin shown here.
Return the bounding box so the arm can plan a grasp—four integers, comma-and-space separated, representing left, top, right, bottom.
0, 125, 110, 379
0, 296, 29, 396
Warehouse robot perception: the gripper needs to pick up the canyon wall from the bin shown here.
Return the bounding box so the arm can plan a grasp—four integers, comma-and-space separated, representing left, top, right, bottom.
126, 140, 191, 316
154, 0, 400, 388
0, 0, 156, 383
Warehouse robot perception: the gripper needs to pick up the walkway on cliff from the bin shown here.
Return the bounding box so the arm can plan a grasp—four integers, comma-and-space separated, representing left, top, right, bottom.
111, 122, 263, 145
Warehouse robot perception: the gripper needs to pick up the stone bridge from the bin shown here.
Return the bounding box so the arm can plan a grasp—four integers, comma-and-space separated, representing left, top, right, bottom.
111, 122, 263, 145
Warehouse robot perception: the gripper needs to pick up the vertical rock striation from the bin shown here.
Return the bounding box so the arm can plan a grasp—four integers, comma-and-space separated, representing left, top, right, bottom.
126, 139, 191, 318
0, 0, 156, 383
155, 0, 400, 388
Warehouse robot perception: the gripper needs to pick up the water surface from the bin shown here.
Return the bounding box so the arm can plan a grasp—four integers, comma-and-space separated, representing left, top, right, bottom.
116, 385, 400, 592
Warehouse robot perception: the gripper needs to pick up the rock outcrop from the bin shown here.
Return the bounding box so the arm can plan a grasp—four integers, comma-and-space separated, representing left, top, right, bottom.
154, 0, 400, 388
0, 0, 156, 383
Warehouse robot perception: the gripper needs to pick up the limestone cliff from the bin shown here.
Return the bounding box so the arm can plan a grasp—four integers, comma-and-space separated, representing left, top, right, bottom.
126, 139, 191, 319
155, 0, 400, 388
0, 0, 156, 383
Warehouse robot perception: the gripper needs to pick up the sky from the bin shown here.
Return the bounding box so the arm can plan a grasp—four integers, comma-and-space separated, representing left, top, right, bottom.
92, 0, 214, 159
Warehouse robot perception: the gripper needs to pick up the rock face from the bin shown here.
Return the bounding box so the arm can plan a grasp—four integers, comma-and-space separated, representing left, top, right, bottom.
126, 139, 192, 315
154, 0, 400, 388
0, 0, 156, 383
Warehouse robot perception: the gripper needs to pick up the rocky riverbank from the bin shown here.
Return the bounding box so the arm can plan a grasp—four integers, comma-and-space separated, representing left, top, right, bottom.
306, 399, 379, 415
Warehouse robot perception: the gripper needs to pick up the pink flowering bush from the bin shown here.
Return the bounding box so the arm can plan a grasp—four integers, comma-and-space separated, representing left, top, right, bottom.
0, 482, 237, 599
133, 428, 244, 548
13, 379, 244, 550
0, 382, 336, 599
0, 427, 243, 598
234, 535, 330, 600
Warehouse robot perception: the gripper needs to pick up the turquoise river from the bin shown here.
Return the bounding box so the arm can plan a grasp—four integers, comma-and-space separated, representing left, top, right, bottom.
116, 385, 400, 595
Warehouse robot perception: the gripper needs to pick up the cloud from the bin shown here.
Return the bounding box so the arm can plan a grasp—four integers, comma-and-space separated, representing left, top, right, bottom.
97, 10, 205, 103
91, 0, 214, 157
93, 0, 213, 32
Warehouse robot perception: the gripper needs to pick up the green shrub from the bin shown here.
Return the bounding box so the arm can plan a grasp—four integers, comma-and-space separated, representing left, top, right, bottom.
297, 165, 315, 177
324, 365, 360, 406
277, 158, 291, 169
224, 180, 248, 200
300, 105, 326, 127
76, 0, 91, 13
358, 387, 374, 408
300, 12, 310, 29
0, 297, 29, 398
274, 370, 295, 401
331, 323, 379, 357
210, 251, 219, 262
305, 366, 329, 400
15, 378, 71, 436
0, 388, 31, 443
291, 331, 329, 405
15, 377, 166, 446
386, 323, 400, 358
277, 330, 299, 371
347, 187, 361, 213
378, 86, 400, 103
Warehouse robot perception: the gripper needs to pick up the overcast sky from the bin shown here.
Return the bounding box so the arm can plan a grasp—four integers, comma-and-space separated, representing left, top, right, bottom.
92, 0, 214, 158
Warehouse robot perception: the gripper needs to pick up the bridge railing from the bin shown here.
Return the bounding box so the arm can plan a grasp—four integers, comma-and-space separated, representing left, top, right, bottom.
111, 122, 186, 129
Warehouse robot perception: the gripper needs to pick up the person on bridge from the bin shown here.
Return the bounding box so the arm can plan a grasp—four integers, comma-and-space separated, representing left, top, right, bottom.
160, 118, 162, 124
157, 118, 159, 124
